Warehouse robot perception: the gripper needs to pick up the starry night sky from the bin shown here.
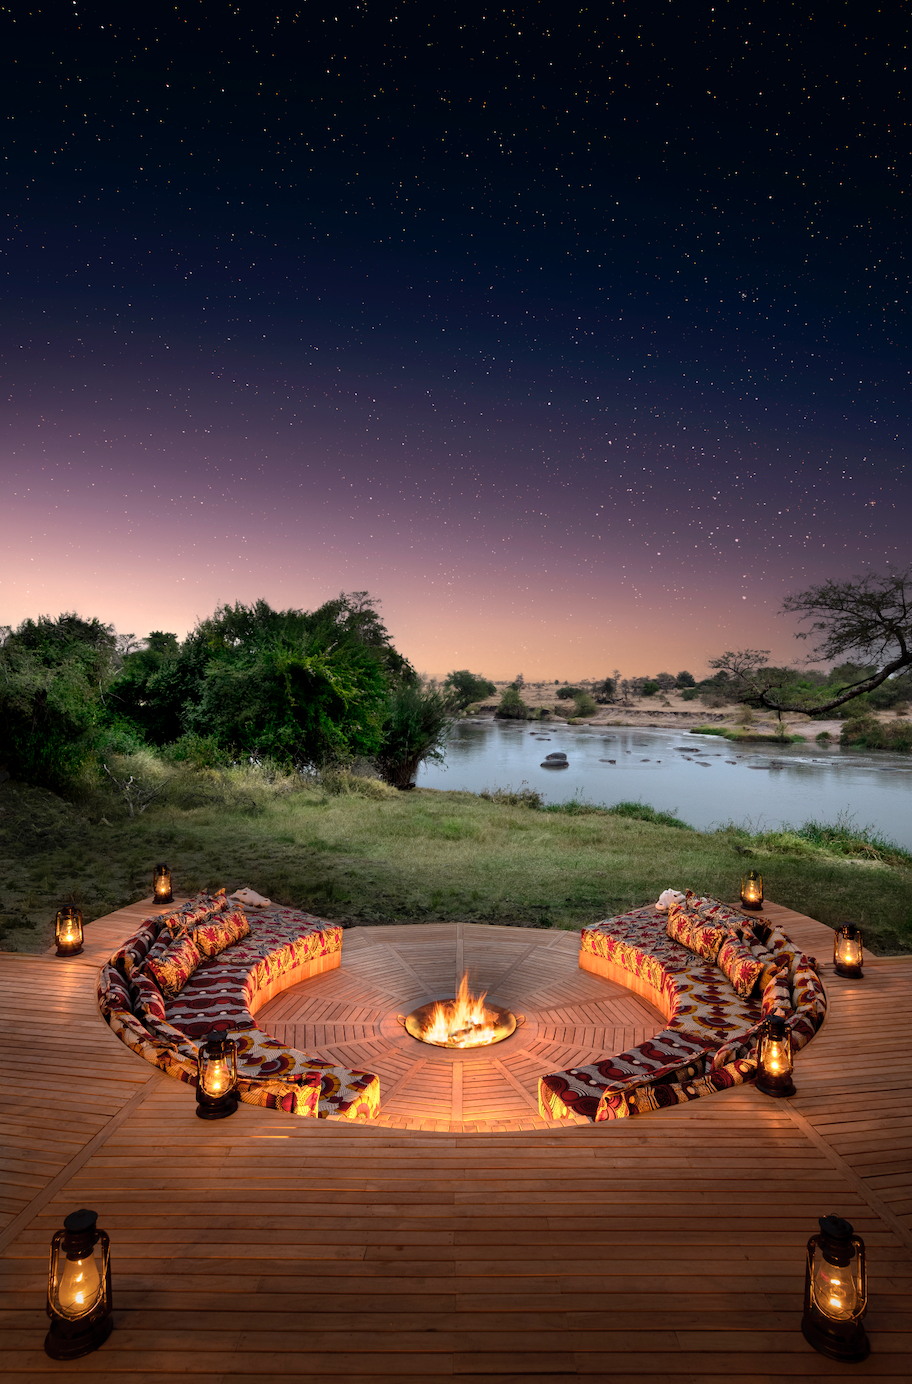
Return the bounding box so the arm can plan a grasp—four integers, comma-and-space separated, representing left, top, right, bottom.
3, 1, 908, 678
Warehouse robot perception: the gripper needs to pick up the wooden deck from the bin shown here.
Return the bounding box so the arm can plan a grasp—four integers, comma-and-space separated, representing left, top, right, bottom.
1, 899, 911, 1379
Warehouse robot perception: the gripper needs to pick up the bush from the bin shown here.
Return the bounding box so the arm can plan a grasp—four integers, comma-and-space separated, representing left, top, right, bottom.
606, 801, 692, 830
681, 688, 699, 701
495, 687, 530, 720
816, 731, 833, 743
163, 733, 232, 769
479, 782, 544, 809
375, 683, 455, 787
443, 670, 497, 710
556, 686, 581, 701
572, 692, 598, 717
841, 716, 912, 752
641, 681, 660, 697
320, 767, 398, 800
676, 671, 696, 688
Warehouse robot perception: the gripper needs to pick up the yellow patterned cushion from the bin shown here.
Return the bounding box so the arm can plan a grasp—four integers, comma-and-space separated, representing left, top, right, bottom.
191, 908, 251, 959
666, 903, 725, 962
146, 934, 202, 998
666, 902, 697, 949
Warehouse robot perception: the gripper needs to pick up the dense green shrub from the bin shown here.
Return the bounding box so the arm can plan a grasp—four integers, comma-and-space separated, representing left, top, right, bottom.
840, 716, 912, 752
555, 686, 581, 701
0, 615, 119, 788
495, 687, 530, 720
374, 683, 455, 788
442, 670, 497, 709
572, 692, 598, 717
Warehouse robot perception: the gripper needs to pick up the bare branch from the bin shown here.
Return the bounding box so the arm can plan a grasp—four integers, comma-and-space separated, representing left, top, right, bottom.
709, 568, 912, 714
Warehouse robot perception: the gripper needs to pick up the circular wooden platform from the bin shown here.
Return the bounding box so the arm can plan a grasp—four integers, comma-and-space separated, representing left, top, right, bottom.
256, 922, 665, 1132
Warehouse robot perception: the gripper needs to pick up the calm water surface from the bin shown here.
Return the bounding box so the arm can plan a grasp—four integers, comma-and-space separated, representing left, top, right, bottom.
416, 720, 912, 848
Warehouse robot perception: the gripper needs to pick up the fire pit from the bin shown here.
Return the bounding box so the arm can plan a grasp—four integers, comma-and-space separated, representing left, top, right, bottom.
402, 973, 518, 1049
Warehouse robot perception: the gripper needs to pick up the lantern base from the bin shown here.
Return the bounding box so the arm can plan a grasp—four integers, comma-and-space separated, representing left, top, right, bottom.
153, 893, 174, 906
196, 1092, 239, 1120
740, 898, 763, 911
755, 1074, 796, 1098
801, 1312, 870, 1363
44, 1313, 113, 1360
55, 944, 84, 958
834, 961, 863, 980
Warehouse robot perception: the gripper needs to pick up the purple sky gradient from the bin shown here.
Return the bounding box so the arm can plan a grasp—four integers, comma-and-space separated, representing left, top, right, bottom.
3, 3, 908, 679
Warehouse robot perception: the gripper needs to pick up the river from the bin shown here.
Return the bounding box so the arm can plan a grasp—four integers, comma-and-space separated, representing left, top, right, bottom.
415, 719, 912, 848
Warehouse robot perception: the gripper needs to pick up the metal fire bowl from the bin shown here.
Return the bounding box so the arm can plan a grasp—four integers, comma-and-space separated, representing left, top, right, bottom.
403, 1000, 518, 1049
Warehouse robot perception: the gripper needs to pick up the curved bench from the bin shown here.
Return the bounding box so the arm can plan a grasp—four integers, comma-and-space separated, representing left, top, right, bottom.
97, 891, 380, 1121
538, 894, 826, 1122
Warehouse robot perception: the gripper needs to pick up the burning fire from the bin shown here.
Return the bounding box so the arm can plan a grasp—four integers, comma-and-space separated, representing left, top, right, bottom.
420, 973, 498, 1048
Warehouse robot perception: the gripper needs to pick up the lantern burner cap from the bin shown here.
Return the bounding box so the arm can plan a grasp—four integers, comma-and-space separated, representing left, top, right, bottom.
62, 1209, 97, 1236
819, 1214, 854, 1240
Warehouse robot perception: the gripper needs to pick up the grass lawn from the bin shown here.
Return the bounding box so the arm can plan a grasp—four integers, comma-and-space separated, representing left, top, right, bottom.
2, 767, 910, 954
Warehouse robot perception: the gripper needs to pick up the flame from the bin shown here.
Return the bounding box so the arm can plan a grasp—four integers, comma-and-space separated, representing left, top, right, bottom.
420, 973, 498, 1048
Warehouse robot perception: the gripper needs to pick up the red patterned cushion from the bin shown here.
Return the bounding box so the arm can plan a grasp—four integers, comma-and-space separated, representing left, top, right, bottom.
192, 908, 251, 959
717, 935, 764, 998
146, 934, 202, 998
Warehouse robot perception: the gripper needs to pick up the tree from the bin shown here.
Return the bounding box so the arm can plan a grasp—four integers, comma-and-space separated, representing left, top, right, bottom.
556, 686, 581, 700
676, 671, 696, 688
374, 683, 455, 788
594, 676, 617, 703
0, 614, 119, 787
655, 672, 677, 692
443, 670, 497, 709
710, 567, 912, 715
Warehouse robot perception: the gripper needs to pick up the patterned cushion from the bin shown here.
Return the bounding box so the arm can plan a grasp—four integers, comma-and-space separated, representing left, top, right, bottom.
717, 935, 764, 998
97, 898, 379, 1123
192, 908, 251, 959
689, 921, 727, 963
146, 934, 203, 998
760, 961, 792, 1017
666, 903, 698, 950
542, 894, 826, 1123
665, 901, 726, 959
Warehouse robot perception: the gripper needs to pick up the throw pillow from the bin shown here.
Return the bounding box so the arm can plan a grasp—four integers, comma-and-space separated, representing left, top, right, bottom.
717, 935, 764, 998
192, 908, 251, 959
146, 934, 203, 999
689, 921, 728, 963
666, 902, 697, 950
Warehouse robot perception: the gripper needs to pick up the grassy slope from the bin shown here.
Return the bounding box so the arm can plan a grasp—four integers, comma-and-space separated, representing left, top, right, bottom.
2, 772, 910, 955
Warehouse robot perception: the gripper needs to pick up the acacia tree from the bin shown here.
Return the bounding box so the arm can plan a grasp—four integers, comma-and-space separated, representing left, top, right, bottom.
710, 567, 912, 715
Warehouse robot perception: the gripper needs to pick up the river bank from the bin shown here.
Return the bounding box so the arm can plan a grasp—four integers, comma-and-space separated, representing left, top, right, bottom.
2, 763, 910, 956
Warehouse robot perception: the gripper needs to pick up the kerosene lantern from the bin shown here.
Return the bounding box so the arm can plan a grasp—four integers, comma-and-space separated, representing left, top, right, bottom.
740, 869, 763, 910
45, 1208, 113, 1359
54, 906, 84, 957
196, 1031, 239, 1119
834, 923, 864, 979
152, 862, 173, 905
755, 1012, 796, 1097
801, 1214, 869, 1362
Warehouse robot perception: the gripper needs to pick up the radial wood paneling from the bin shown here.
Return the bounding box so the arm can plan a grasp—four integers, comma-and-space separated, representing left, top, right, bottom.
0, 899, 910, 1379
256, 921, 666, 1131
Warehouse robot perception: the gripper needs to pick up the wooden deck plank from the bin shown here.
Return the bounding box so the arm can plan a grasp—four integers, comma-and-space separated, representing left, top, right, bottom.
1, 905, 910, 1377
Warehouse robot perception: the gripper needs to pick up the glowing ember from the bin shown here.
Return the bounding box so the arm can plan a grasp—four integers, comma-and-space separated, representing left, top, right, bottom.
403, 973, 517, 1049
